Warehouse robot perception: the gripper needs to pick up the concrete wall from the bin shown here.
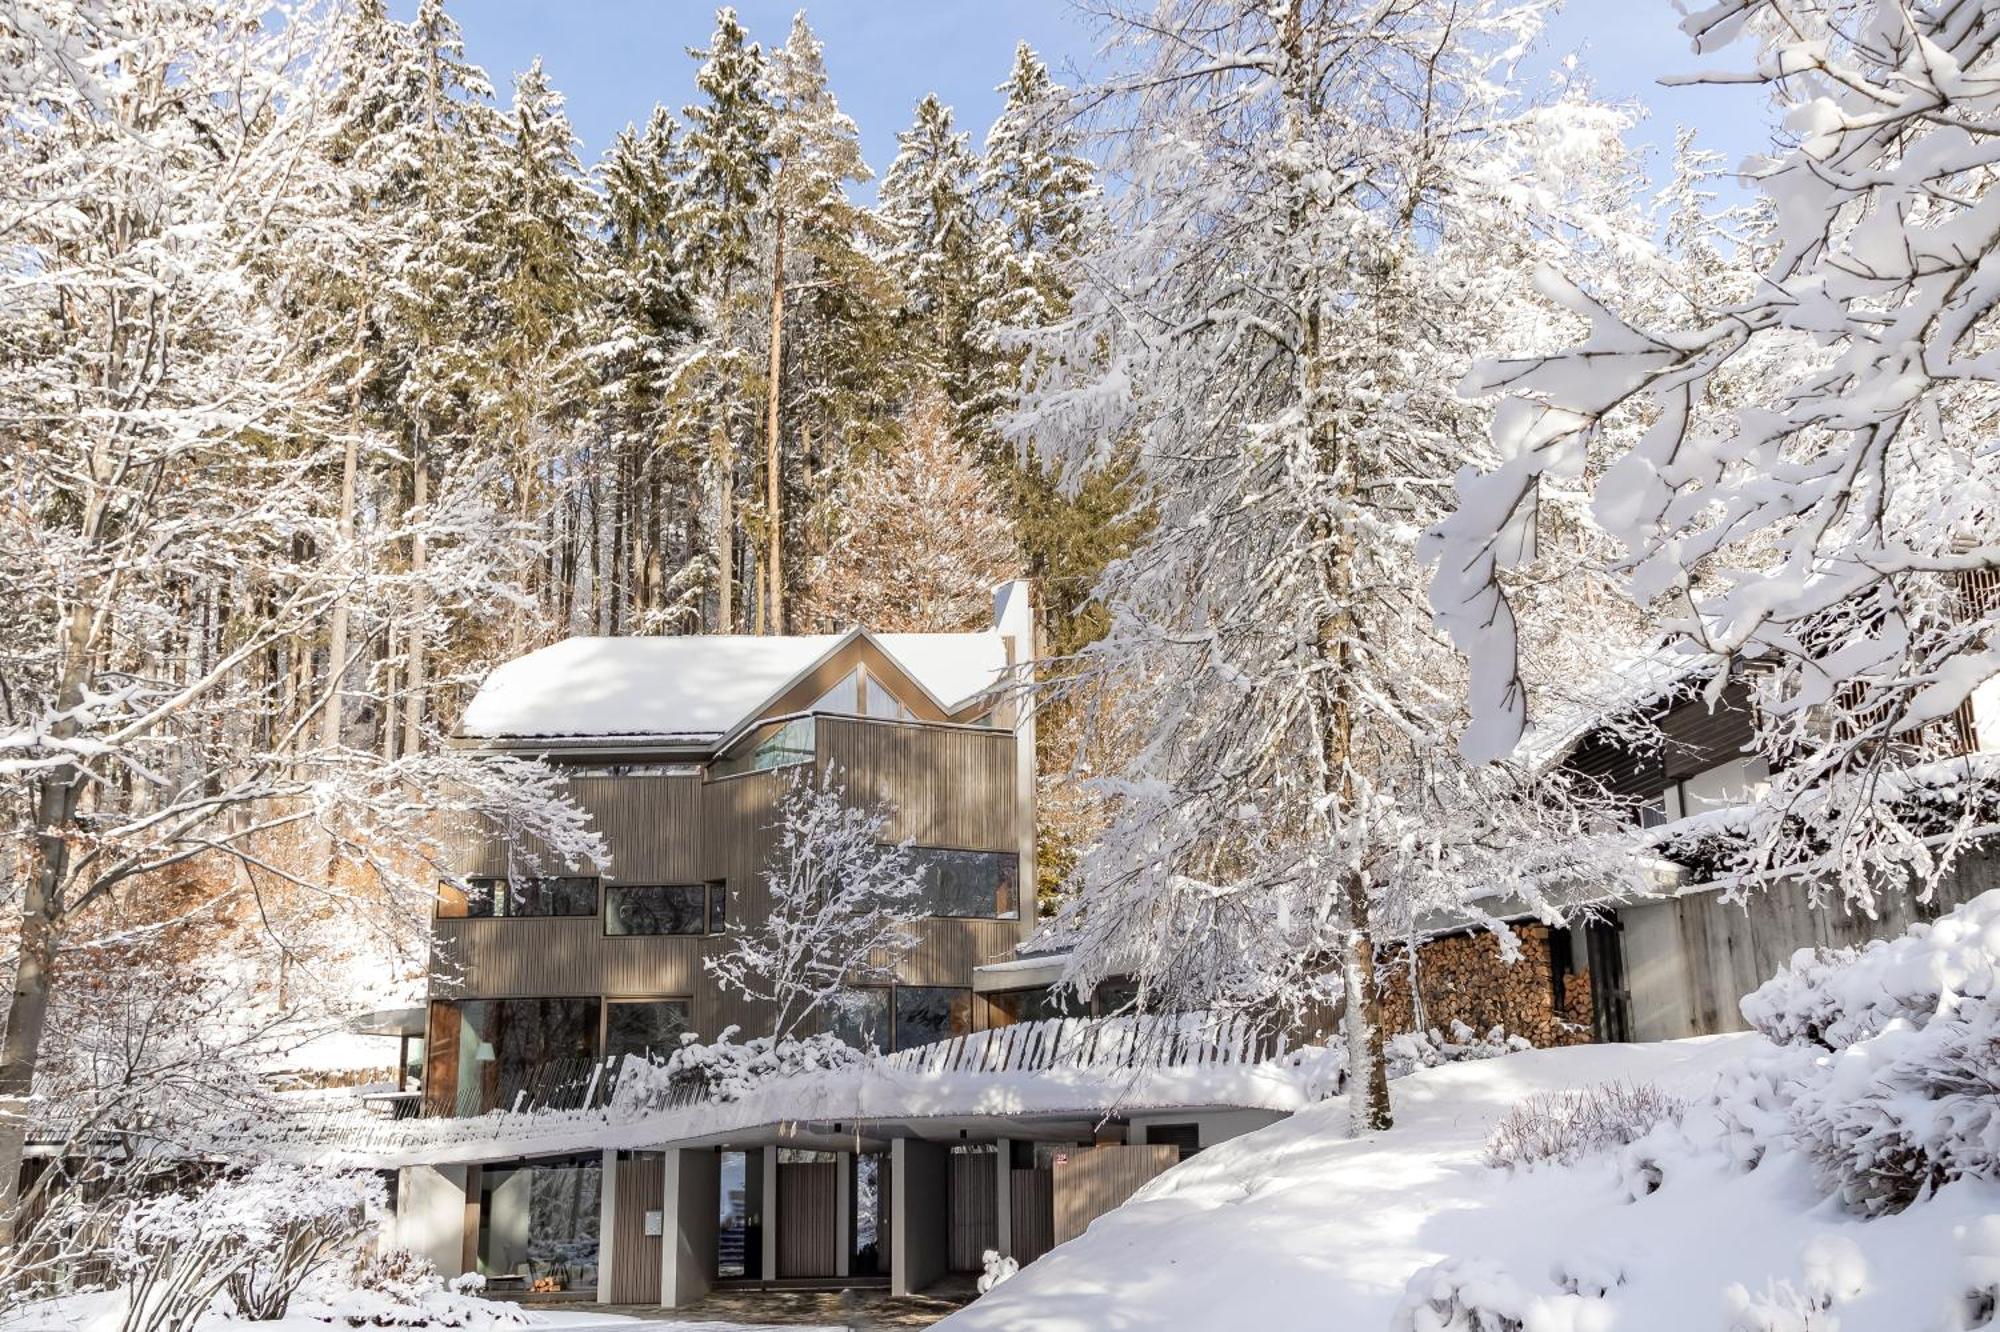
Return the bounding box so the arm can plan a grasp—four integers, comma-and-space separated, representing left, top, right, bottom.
661, 1149, 719, 1309
891, 1139, 948, 1297
394, 1165, 468, 1277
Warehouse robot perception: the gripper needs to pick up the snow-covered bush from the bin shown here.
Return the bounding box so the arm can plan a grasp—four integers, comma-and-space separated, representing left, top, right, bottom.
313, 1249, 531, 1328
1387, 1022, 1531, 1078
1950, 1215, 2000, 1332
1394, 1256, 1612, 1332
1484, 1081, 1684, 1172
610, 1027, 866, 1112
977, 1248, 1019, 1295
1741, 892, 2000, 1051
112, 1164, 380, 1331
1728, 891, 2000, 1216
1724, 1235, 1865, 1332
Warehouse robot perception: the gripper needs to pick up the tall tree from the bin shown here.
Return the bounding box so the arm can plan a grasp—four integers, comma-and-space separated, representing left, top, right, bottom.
880, 94, 987, 412
0, 0, 597, 1227
1014, 0, 1640, 1130
681, 8, 772, 633
757, 13, 874, 635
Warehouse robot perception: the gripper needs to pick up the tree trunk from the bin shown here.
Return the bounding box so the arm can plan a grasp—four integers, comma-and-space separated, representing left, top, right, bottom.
321, 428, 358, 752
1341, 881, 1391, 1131
403, 437, 428, 756
715, 419, 734, 634
764, 211, 786, 636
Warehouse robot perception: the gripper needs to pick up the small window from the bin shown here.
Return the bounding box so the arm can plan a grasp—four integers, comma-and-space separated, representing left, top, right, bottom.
1147, 1122, 1201, 1161
605, 884, 708, 936
710, 716, 815, 779
864, 674, 913, 720
604, 999, 690, 1061
892, 986, 973, 1051
810, 670, 861, 716
442, 875, 597, 919
909, 849, 1019, 919
707, 880, 727, 933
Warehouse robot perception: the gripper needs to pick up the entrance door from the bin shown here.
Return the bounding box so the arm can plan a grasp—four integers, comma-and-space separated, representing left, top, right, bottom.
777, 1158, 839, 1277
947, 1147, 998, 1272
608, 1153, 662, 1303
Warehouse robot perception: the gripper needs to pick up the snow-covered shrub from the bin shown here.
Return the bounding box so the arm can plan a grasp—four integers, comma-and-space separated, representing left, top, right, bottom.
977, 1248, 1019, 1295
1387, 1022, 1530, 1078
316, 1249, 530, 1328
1484, 1081, 1684, 1171
1741, 892, 2000, 1051
1726, 891, 2000, 1216
113, 1164, 380, 1331
610, 1026, 866, 1111
1393, 1256, 1612, 1332
1724, 1235, 1864, 1332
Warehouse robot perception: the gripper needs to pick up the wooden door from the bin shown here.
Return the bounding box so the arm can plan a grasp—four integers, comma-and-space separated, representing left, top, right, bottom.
777, 1161, 839, 1277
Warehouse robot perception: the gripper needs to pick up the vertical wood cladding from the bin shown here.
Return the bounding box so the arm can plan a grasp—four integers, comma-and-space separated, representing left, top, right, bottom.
776, 1161, 840, 1278
1565, 679, 1759, 800
435, 717, 1029, 1035
609, 1154, 665, 1304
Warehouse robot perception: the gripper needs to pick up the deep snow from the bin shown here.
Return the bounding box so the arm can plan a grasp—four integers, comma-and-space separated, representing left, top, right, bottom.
939, 1034, 1999, 1331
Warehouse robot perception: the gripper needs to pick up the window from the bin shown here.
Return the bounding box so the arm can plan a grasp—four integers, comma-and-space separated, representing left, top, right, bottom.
864, 674, 913, 720
603, 999, 690, 1061
910, 849, 1019, 919
605, 884, 708, 936
438, 997, 598, 1116
830, 988, 892, 1052
828, 986, 971, 1052
1146, 1122, 1201, 1161
710, 716, 815, 779
476, 1153, 600, 1291
988, 985, 1085, 1024
707, 880, 727, 933
811, 670, 861, 716
441, 875, 597, 919
892, 986, 973, 1051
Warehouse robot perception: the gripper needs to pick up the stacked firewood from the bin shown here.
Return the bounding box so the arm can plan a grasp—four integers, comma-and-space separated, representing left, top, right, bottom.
1376, 924, 1592, 1048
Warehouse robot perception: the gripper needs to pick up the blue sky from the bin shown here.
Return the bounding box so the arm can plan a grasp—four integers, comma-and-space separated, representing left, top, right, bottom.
414, 1, 1777, 205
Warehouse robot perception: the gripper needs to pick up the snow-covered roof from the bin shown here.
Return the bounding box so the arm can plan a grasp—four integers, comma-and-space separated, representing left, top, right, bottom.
459, 628, 1012, 743
1514, 643, 1716, 772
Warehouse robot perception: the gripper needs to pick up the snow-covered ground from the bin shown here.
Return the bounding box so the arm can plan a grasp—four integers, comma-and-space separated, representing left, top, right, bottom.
942, 1034, 1999, 1331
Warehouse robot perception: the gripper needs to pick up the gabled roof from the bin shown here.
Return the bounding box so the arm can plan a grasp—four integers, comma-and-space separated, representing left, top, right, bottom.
458, 628, 1012, 745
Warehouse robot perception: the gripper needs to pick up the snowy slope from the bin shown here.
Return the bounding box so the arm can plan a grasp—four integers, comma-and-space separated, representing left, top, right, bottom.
942, 1035, 1998, 1331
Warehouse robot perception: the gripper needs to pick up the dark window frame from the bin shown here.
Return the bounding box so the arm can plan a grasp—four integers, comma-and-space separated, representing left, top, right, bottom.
439, 874, 599, 920
603, 883, 710, 937
905, 847, 1020, 920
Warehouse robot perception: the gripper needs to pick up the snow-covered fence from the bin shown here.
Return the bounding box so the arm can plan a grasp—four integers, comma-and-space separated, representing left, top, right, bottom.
881, 1012, 1281, 1076
93, 1014, 1309, 1168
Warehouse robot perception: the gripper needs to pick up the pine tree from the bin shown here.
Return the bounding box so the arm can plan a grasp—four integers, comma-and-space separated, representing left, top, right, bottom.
681, 7, 772, 633
880, 93, 986, 411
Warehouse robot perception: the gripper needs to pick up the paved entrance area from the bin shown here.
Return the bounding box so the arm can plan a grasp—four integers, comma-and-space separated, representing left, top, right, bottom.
586, 1279, 976, 1330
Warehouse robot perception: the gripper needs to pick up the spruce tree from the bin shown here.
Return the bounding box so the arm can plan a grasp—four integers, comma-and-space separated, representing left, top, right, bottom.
879, 93, 986, 412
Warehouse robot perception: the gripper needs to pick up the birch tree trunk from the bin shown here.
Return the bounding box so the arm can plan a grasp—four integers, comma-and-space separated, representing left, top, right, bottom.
403, 437, 428, 755
764, 210, 786, 635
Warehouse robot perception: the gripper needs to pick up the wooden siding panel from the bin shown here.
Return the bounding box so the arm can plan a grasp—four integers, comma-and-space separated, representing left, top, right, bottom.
948, 1151, 998, 1272
1051, 1146, 1178, 1248
777, 1162, 839, 1278
610, 1154, 664, 1304
1010, 1169, 1054, 1265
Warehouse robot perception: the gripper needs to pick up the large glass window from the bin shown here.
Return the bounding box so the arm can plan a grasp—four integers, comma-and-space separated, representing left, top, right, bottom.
477, 1154, 600, 1293
910, 849, 1019, 919
830, 988, 892, 1053
892, 986, 973, 1051
603, 999, 690, 1062
441, 875, 597, 919
446, 998, 598, 1116
604, 884, 708, 936
988, 985, 1086, 1025
709, 716, 815, 779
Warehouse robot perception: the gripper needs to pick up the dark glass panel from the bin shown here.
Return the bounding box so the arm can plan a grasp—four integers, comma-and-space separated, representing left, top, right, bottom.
604, 884, 706, 936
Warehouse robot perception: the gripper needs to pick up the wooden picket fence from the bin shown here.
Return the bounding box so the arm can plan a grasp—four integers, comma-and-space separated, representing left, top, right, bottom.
881, 1012, 1281, 1076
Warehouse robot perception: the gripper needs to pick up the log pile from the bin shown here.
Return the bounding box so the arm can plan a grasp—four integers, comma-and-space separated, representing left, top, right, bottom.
1376, 924, 1592, 1049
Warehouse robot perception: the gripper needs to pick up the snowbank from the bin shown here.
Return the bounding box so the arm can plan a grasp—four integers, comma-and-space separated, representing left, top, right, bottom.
939, 1035, 1999, 1331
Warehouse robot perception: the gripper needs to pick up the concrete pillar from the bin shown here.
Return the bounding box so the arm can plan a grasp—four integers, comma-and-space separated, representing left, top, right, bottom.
761, 1144, 779, 1282
394, 1164, 468, 1278
835, 1150, 854, 1278
995, 1138, 1014, 1259
661, 1148, 719, 1309
595, 1150, 618, 1304
890, 1138, 948, 1297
